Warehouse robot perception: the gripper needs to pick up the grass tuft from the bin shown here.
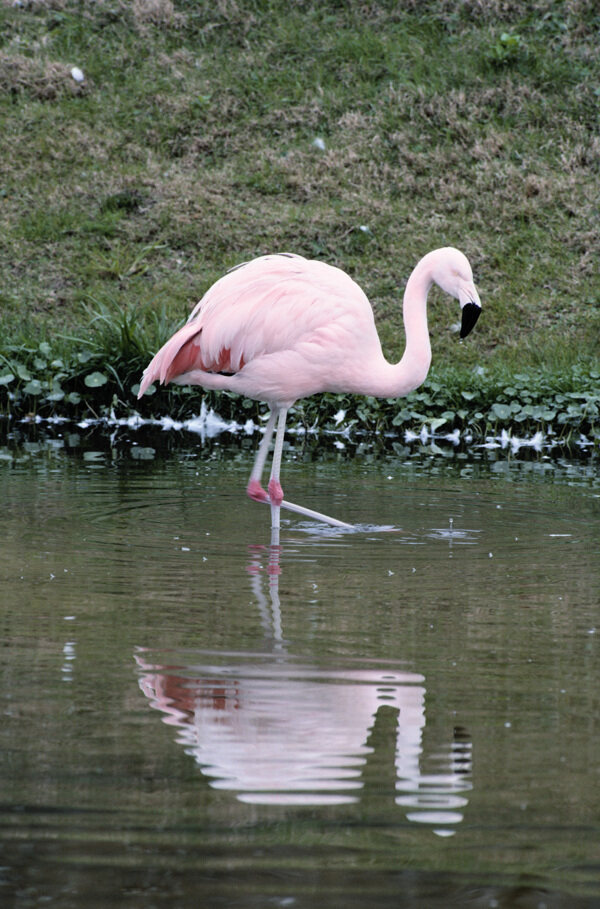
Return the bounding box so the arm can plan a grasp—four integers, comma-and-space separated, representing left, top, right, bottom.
0, 51, 90, 98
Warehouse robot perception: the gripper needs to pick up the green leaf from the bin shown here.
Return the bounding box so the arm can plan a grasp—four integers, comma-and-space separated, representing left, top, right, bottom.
84, 371, 109, 388
15, 363, 32, 381
430, 417, 447, 432
0, 373, 15, 386
491, 402, 512, 420
23, 379, 43, 395
39, 342, 52, 356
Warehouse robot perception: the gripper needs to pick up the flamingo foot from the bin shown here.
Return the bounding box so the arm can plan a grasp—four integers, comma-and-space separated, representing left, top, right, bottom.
267, 478, 284, 506
247, 479, 269, 503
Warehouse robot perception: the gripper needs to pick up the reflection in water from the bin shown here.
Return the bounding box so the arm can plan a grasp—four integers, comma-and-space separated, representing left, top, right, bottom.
246, 527, 284, 650
136, 529, 472, 833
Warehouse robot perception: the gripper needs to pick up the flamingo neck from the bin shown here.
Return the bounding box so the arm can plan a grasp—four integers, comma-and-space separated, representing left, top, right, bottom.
367, 258, 433, 398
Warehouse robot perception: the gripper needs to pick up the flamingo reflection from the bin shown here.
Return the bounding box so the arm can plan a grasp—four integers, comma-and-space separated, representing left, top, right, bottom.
135, 530, 472, 832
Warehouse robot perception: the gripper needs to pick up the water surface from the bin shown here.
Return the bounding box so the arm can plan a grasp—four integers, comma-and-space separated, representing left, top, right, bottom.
1, 424, 599, 907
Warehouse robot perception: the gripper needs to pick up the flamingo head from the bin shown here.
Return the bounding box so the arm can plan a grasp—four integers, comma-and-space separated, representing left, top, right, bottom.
430, 248, 482, 339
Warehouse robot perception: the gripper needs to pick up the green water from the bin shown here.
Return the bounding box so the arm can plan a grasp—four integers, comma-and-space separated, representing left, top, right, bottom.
1, 426, 599, 907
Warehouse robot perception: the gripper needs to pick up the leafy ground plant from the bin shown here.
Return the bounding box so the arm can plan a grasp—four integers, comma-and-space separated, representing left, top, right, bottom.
1, 323, 598, 448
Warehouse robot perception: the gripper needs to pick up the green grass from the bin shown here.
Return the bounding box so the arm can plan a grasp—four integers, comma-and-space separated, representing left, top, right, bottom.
1, 0, 599, 429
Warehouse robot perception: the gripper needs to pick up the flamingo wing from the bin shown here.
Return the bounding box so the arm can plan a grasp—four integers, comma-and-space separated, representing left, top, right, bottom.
138, 254, 374, 397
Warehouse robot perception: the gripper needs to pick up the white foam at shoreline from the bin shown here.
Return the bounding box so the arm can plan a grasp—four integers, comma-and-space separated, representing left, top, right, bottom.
15, 406, 593, 454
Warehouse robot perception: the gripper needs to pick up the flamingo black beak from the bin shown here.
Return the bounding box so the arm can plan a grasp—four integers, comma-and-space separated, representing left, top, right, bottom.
460, 302, 481, 339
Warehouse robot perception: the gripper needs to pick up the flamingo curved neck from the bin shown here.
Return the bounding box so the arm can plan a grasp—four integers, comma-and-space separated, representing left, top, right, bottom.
364, 259, 433, 399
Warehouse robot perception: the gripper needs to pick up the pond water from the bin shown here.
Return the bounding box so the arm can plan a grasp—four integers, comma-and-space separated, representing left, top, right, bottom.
1, 422, 600, 908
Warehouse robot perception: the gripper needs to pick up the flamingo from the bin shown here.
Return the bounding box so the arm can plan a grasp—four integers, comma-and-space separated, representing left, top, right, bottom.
138, 248, 481, 528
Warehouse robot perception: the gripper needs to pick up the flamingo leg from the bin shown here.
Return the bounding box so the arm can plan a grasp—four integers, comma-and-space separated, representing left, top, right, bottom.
267, 409, 288, 530
277, 497, 354, 528
269, 409, 354, 529
247, 409, 278, 503
249, 407, 354, 529
267, 408, 287, 506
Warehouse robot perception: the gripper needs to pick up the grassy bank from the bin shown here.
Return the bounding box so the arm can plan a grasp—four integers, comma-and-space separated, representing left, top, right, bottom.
1, 0, 599, 435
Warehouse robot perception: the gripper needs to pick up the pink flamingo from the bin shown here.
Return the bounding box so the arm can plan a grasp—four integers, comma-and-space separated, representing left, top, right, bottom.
138, 248, 481, 527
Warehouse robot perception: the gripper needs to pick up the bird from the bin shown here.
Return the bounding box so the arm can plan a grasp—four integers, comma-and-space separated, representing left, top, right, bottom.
138, 247, 481, 527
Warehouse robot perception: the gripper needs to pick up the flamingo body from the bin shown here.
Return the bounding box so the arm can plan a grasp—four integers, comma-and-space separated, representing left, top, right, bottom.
139, 254, 387, 406
138, 248, 481, 526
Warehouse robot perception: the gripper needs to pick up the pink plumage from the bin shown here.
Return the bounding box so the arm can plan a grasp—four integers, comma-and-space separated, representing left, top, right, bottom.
138, 249, 481, 527
138, 253, 377, 405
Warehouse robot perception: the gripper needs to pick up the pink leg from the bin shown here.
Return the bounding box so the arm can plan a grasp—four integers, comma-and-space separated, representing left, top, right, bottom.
246, 410, 277, 503
267, 478, 284, 506
267, 409, 288, 507
248, 408, 353, 528
247, 479, 269, 503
